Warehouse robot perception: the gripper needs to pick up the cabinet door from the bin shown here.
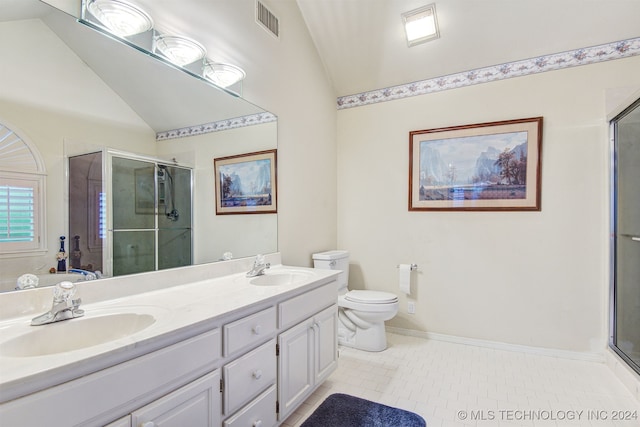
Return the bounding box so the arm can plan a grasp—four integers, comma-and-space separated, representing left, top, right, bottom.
314, 305, 338, 384
277, 319, 313, 421
131, 370, 221, 427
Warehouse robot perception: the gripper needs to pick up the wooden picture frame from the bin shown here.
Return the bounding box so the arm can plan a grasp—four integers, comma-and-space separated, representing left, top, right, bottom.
409, 117, 543, 211
214, 149, 277, 215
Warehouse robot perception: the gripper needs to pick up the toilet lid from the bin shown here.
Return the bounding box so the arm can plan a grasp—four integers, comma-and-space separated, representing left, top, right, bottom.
345, 290, 398, 304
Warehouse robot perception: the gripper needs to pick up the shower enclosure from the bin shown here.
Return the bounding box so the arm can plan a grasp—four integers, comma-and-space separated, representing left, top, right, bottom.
610, 97, 640, 375
68, 151, 192, 277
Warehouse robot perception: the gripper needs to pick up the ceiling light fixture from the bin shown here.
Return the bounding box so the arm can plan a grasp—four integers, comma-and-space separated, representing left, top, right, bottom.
402, 3, 440, 47
81, 0, 246, 93
86, 0, 153, 37
154, 35, 207, 67
203, 62, 246, 88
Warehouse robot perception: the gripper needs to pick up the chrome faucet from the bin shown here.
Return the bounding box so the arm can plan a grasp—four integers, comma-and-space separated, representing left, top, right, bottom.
31, 281, 84, 326
246, 254, 270, 277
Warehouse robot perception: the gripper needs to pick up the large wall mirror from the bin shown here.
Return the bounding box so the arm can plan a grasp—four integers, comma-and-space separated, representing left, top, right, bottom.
0, 0, 277, 292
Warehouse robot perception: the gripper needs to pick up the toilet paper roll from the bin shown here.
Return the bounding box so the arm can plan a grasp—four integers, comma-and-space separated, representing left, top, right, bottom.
398, 264, 411, 295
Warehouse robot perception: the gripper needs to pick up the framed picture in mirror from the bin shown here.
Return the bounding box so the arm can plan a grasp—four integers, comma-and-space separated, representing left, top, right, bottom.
214, 149, 277, 215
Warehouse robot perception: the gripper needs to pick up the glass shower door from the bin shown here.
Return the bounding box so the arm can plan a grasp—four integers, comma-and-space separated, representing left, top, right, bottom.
611, 97, 640, 374
157, 165, 192, 270
110, 156, 192, 276
111, 157, 156, 276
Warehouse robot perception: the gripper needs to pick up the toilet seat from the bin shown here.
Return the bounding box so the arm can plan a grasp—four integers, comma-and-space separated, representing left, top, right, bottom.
345, 290, 398, 304
339, 291, 399, 313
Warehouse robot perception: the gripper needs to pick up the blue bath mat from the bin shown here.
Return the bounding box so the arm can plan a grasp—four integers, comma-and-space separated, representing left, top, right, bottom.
300, 393, 426, 427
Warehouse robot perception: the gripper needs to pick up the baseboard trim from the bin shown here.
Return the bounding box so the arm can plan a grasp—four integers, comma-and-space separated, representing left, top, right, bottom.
605, 348, 640, 401
387, 326, 605, 363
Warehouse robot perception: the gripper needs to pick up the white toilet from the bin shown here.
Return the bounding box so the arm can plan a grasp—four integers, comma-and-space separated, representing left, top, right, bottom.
313, 250, 399, 352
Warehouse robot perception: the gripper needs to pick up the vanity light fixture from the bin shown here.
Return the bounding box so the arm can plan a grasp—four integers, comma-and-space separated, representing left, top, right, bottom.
86, 0, 153, 37
154, 35, 207, 67
402, 3, 440, 47
203, 61, 246, 88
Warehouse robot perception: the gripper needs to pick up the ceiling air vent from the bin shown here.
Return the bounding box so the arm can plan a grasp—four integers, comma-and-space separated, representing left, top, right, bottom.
256, 1, 279, 39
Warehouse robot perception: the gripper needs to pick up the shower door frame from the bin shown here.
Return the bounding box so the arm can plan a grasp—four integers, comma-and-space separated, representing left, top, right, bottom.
105, 149, 193, 277
609, 95, 640, 376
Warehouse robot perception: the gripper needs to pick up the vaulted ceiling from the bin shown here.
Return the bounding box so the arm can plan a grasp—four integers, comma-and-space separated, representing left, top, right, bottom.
5, 0, 640, 100
296, 0, 640, 96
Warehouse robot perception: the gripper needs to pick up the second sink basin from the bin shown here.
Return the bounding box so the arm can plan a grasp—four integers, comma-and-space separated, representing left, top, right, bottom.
0, 312, 156, 357
250, 270, 314, 286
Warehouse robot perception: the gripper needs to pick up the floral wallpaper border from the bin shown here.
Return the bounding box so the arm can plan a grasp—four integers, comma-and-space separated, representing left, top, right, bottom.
337, 37, 640, 110
156, 111, 277, 141
157, 37, 640, 139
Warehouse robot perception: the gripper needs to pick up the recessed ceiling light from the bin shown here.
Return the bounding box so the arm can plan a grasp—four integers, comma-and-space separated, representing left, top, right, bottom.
402, 3, 440, 47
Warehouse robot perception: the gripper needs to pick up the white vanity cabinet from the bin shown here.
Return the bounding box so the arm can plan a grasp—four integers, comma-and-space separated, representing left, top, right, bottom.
0, 329, 222, 427
277, 283, 338, 422
0, 267, 339, 427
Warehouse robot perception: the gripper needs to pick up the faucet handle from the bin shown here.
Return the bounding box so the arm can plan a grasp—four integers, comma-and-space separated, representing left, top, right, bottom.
255, 254, 265, 265
53, 281, 76, 303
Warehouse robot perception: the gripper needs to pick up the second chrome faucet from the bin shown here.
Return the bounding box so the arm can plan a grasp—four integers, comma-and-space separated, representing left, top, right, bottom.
246, 254, 270, 277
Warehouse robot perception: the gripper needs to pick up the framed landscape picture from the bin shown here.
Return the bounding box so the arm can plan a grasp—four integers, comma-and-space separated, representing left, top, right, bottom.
214, 149, 277, 215
409, 117, 543, 211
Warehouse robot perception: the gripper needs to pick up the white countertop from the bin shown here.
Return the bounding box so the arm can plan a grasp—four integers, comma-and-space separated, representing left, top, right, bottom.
0, 259, 338, 404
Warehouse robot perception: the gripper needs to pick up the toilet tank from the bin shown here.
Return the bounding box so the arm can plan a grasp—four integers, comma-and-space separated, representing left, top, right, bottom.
312, 250, 349, 292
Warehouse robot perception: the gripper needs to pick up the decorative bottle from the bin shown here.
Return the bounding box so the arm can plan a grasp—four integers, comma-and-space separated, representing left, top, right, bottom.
57, 236, 67, 272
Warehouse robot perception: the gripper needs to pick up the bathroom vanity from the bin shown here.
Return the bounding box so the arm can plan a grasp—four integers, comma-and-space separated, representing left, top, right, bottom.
0, 254, 338, 426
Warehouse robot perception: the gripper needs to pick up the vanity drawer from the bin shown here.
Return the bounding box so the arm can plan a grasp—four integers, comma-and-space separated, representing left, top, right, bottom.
224, 385, 276, 427
224, 306, 276, 356
279, 282, 336, 329
223, 339, 276, 415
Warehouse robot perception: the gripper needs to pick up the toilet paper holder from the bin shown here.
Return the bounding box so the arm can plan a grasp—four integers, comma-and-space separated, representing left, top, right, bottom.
396, 263, 418, 271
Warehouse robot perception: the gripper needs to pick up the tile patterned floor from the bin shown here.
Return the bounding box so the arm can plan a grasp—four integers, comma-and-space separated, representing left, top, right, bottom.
282, 333, 640, 427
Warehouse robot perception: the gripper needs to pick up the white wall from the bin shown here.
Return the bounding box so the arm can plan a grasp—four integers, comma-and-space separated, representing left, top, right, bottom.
238, 2, 338, 267
337, 56, 640, 353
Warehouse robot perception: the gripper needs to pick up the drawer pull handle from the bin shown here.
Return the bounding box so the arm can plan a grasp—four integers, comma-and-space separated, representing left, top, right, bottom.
141, 422, 156, 427
253, 421, 262, 427
252, 325, 262, 335
252, 369, 263, 380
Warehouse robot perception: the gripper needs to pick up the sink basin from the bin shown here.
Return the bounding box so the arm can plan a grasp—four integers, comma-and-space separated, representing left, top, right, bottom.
250, 270, 314, 286
0, 313, 156, 357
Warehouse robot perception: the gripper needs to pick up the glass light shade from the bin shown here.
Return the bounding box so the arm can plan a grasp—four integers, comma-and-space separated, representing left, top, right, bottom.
203, 62, 246, 88
87, 0, 153, 37
154, 35, 207, 66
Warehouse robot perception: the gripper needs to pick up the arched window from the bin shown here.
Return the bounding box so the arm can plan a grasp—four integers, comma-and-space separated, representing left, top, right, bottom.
0, 121, 46, 254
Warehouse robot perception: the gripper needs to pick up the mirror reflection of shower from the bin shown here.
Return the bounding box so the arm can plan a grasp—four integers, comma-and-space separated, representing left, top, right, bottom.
158, 165, 179, 222
68, 151, 193, 278
111, 155, 193, 277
